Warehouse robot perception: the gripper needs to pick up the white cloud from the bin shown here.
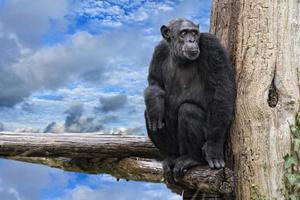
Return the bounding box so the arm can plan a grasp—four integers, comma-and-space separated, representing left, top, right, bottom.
55, 183, 181, 200
0, 26, 156, 107
73, 0, 179, 28
0, 0, 212, 132
0, 2, 214, 200
128, 7, 149, 21
0, 0, 70, 47
0, 159, 71, 200
0, 160, 181, 200
15, 127, 39, 133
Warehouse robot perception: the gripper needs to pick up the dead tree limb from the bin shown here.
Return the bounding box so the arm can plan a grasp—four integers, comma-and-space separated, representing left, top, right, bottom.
0, 132, 160, 158
0, 132, 234, 195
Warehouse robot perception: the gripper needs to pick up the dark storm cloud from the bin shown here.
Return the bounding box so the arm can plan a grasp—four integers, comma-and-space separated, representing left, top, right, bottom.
95, 94, 128, 112
44, 104, 104, 133
43, 122, 58, 133
64, 104, 84, 129
0, 35, 29, 107
0, 70, 31, 107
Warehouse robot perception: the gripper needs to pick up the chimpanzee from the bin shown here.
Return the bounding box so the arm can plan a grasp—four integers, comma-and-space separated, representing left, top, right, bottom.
144, 18, 236, 180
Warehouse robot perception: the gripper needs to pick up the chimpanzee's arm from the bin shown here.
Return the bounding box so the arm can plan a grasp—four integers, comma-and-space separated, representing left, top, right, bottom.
200, 33, 236, 168
144, 41, 168, 131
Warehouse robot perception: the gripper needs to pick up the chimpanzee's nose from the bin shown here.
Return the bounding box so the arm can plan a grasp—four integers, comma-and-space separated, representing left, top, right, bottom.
188, 38, 195, 43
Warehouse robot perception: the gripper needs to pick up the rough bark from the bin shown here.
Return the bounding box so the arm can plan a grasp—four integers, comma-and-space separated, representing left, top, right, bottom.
210, 0, 300, 199
0, 132, 160, 158
0, 132, 234, 195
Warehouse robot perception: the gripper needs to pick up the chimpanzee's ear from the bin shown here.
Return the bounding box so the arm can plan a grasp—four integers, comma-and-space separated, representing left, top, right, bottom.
160, 25, 171, 41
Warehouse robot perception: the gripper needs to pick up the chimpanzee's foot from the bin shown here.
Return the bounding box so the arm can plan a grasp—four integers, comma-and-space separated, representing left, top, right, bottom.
173, 156, 199, 181
162, 157, 176, 184
202, 142, 225, 169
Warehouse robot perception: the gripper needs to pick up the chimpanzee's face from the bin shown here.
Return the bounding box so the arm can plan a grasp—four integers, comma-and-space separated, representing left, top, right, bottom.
161, 20, 200, 61
176, 21, 200, 60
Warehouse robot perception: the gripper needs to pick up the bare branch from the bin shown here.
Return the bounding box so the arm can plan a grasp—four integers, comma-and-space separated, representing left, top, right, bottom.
0, 132, 234, 195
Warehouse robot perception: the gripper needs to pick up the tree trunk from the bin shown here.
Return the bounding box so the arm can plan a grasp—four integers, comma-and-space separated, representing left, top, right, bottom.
210, 0, 300, 199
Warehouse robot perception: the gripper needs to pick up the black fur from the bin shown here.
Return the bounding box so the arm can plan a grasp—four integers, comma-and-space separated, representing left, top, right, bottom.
144, 19, 236, 180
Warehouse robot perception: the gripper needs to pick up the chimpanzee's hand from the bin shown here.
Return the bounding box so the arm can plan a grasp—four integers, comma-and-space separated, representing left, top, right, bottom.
144, 85, 165, 131
202, 142, 225, 169
146, 111, 164, 132
144, 85, 165, 132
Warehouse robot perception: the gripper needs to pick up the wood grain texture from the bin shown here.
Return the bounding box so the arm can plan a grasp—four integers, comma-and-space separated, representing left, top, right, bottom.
0, 132, 234, 195
211, 0, 300, 199
0, 132, 160, 158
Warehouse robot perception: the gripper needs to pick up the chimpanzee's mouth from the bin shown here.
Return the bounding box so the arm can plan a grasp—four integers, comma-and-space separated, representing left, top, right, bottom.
184, 49, 199, 54
186, 50, 199, 56
190, 50, 199, 54
183, 49, 200, 60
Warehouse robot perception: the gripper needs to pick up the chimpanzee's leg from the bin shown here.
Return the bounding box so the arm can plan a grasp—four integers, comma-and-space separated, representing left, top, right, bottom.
145, 111, 179, 156
173, 103, 207, 178
145, 111, 179, 182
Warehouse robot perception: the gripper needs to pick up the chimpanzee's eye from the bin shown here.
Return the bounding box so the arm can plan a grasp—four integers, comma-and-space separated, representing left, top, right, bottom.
192, 31, 198, 36
180, 31, 187, 37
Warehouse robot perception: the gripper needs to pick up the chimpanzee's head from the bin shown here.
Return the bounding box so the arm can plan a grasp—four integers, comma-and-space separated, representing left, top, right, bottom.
161, 19, 200, 61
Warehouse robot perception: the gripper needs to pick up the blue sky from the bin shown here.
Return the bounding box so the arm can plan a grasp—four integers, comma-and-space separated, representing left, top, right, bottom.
0, 0, 211, 199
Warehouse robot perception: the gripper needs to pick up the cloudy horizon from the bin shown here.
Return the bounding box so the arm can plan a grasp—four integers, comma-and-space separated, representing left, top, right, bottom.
0, 0, 211, 199
0, 0, 211, 135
